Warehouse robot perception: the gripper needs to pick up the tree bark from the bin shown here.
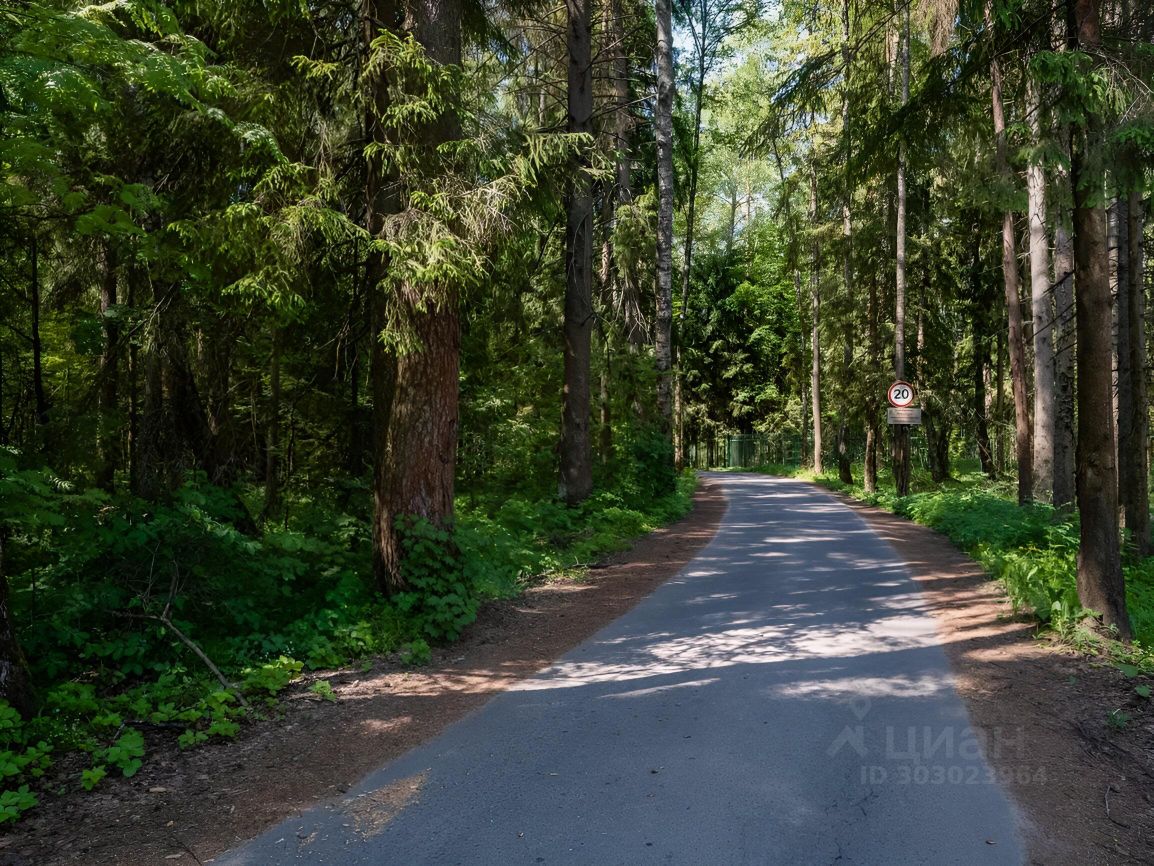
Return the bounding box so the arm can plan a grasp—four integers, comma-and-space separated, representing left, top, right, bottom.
262, 328, 282, 520
678, 29, 707, 319
29, 236, 47, 428
1120, 192, 1149, 552
135, 283, 211, 500
654, 0, 675, 435
1026, 75, 1055, 502
837, 0, 853, 488
367, 0, 463, 594
892, 0, 911, 496
1071, 0, 1131, 640
864, 270, 879, 493
599, 330, 612, 465
363, 0, 401, 593
975, 328, 995, 478
995, 326, 1005, 473
1110, 199, 1126, 494
970, 228, 996, 477
96, 244, 120, 491
606, 0, 642, 350
796, 267, 808, 468
127, 263, 140, 493
988, 12, 1033, 503
1053, 220, 1077, 506
559, 0, 594, 505
809, 170, 823, 475
0, 534, 33, 718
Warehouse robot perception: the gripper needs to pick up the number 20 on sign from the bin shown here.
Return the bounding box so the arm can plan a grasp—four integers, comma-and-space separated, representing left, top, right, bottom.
887, 381, 915, 408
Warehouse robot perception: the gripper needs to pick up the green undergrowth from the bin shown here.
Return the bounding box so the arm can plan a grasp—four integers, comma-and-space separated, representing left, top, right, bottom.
0, 448, 695, 822
750, 460, 1154, 668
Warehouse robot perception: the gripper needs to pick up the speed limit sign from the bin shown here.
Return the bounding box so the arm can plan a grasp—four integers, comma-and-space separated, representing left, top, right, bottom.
887, 381, 915, 408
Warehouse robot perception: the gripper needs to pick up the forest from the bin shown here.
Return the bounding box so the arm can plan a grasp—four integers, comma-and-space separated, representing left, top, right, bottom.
0, 0, 1152, 830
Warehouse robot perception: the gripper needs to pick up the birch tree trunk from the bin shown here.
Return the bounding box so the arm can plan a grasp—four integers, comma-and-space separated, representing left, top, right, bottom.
1026, 75, 1055, 502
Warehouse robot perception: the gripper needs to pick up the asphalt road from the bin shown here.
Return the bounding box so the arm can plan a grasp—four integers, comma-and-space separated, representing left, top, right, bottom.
215, 474, 1024, 866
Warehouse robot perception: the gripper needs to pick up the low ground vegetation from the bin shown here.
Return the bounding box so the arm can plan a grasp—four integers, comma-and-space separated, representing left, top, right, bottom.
0, 447, 694, 823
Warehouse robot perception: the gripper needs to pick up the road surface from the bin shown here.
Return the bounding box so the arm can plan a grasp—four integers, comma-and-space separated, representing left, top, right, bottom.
216, 474, 1024, 865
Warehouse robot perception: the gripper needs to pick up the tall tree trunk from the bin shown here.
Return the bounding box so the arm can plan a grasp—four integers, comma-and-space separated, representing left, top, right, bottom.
1110, 199, 1125, 494
0, 534, 33, 718
96, 244, 120, 490
995, 326, 1005, 473
127, 262, 140, 493
809, 171, 823, 475
679, 53, 707, 317
606, 0, 642, 350
988, 10, 1033, 503
864, 272, 879, 493
892, 0, 911, 496
559, 0, 594, 504
975, 329, 995, 478
1120, 192, 1149, 552
1027, 76, 1055, 502
1071, 0, 1131, 639
654, 0, 675, 435
795, 268, 808, 467
1053, 220, 1077, 506
363, 0, 400, 592
136, 294, 171, 501
367, 0, 464, 593
29, 236, 47, 428
971, 227, 996, 477
600, 330, 612, 466
263, 329, 282, 520
837, 0, 853, 487
199, 318, 235, 486
135, 283, 210, 500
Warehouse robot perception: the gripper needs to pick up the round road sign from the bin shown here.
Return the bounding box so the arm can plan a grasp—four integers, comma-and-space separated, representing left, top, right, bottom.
887, 381, 915, 408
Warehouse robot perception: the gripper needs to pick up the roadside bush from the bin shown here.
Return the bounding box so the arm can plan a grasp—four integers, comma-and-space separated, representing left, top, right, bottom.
622, 428, 677, 504
0, 449, 699, 821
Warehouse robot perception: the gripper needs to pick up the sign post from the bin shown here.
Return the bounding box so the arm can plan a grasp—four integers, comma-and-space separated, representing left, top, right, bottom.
887, 381, 918, 496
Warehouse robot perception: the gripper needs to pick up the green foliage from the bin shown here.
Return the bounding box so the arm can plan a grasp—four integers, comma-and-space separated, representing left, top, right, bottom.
309, 681, 337, 703
1107, 708, 1131, 730
80, 766, 107, 792
242, 657, 304, 697
0, 786, 37, 824
401, 639, 432, 666
395, 519, 479, 643
805, 466, 1154, 659
623, 429, 679, 503
99, 730, 144, 778
893, 490, 1086, 629
0, 449, 698, 820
